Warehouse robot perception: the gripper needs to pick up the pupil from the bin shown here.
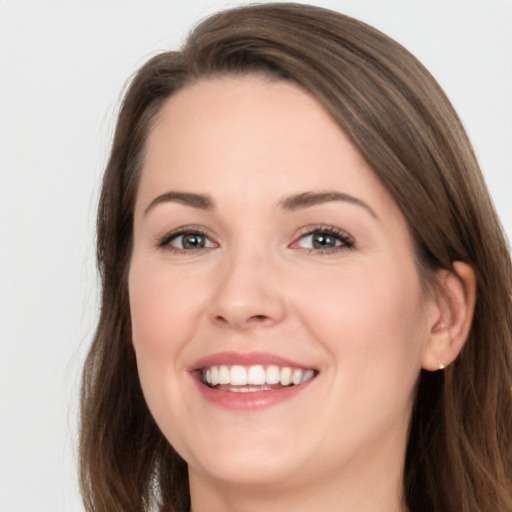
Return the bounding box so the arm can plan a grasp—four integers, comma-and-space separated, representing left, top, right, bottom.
312, 233, 336, 248
183, 234, 205, 249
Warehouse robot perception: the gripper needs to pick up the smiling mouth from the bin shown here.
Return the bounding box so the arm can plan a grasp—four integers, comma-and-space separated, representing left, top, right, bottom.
200, 364, 317, 392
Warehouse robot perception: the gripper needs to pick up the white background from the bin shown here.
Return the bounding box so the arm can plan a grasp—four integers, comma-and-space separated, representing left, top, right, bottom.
1, 1, 511, 510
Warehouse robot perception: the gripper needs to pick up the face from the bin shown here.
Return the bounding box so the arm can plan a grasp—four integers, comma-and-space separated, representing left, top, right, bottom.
129, 76, 435, 494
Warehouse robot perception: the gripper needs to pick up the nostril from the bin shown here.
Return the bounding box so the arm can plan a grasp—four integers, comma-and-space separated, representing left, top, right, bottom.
251, 315, 267, 321
213, 313, 270, 328
245, 314, 273, 325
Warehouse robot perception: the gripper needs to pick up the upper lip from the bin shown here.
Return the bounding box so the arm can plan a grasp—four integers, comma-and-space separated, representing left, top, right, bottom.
189, 351, 318, 372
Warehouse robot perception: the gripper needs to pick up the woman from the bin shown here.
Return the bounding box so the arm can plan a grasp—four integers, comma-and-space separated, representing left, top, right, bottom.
79, 3, 512, 511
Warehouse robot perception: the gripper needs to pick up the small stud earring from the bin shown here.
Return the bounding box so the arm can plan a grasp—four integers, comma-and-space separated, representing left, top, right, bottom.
438, 361, 445, 370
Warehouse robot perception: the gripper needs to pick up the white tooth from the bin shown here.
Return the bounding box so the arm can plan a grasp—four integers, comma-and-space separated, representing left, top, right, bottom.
292, 368, 303, 385
248, 365, 266, 385
280, 367, 292, 386
266, 365, 280, 384
205, 369, 212, 385
211, 366, 219, 386
230, 365, 248, 385
302, 369, 315, 383
218, 365, 230, 385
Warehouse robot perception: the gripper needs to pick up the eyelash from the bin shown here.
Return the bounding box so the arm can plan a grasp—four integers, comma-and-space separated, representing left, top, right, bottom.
293, 225, 355, 254
156, 224, 355, 254
156, 225, 215, 254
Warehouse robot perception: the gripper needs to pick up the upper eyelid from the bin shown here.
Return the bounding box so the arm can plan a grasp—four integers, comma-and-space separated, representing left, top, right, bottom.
293, 225, 354, 242
289, 226, 356, 254
154, 223, 354, 248
156, 225, 215, 247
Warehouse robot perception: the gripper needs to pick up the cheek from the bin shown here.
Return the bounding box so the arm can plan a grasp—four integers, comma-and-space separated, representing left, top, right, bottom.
128, 259, 203, 356
292, 258, 428, 368
128, 259, 200, 443
279, 258, 429, 463
128, 262, 175, 407
129, 268, 169, 355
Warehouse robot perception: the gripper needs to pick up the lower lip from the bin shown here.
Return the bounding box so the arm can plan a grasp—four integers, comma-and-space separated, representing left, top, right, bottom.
193, 378, 315, 411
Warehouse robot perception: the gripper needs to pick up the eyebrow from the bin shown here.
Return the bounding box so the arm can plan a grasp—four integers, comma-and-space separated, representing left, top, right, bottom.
279, 191, 378, 219
143, 189, 377, 219
143, 191, 214, 215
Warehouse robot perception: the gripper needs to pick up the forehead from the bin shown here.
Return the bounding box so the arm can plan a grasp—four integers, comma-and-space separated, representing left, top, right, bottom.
138, 75, 397, 215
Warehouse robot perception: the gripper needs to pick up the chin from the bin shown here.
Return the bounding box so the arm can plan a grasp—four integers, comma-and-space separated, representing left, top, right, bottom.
179, 431, 307, 488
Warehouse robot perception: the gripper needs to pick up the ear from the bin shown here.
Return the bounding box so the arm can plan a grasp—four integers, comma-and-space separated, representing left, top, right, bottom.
422, 261, 477, 371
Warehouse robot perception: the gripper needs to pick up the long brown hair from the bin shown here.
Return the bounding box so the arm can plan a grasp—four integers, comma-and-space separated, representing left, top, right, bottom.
79, 4, 512, 511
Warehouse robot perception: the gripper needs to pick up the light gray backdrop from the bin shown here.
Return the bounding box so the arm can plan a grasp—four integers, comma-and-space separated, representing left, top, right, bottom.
1, 1, 511, 510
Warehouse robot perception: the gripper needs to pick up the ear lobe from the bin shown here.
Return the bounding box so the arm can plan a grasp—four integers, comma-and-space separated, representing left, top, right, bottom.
422, 261, 477, 371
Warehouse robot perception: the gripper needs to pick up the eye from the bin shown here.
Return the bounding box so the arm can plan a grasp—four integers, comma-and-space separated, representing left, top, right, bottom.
170, 233, 212, 250
157, 227, 216, 252
294, 226, 354, 253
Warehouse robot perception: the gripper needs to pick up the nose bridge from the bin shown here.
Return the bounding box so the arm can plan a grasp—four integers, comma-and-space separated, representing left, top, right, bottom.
209, 239, 285, 329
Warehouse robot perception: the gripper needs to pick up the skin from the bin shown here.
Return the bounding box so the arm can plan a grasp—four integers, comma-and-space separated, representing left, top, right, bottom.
128, 76, 469, 512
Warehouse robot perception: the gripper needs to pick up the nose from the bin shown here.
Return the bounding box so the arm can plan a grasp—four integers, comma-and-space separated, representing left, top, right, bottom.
208, 250, 286, 330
